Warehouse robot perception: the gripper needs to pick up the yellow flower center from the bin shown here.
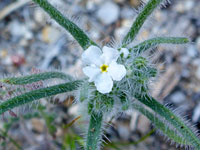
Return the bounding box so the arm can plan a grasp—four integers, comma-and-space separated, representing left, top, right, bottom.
100, 64, 108, 73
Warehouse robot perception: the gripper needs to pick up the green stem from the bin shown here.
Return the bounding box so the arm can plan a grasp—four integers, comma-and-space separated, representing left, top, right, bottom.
32, 0, 96, 50
0, 80, 82, 115
132, 103, 189, 145
122, 0, 163, 47
1, 71, 72, 85
131, 37, 189, 54
135, 94, 200, 149
86, 112, 103, 150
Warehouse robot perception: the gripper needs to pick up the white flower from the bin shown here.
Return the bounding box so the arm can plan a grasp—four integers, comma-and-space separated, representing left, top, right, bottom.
81, 45, 127, 94
120, 48, 129, 58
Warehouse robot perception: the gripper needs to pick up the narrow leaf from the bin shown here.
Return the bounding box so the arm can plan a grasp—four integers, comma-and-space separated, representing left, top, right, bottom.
0, 80, 82, 115
135, 94, 200, 149
86, 112, 103, 150
1, 71, 72, 85
122, 0, 163, 47
32, 0, 97, 49
132, 103, 190, 145
131, 37, 189, 54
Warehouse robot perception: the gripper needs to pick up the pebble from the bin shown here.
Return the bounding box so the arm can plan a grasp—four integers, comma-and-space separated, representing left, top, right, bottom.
31, 118, 45, 133
96, 1, 120, 25
8, 21, 33, 40
192, 102, 200, 122
186, 45, 197, 58
184, 1, 194, 11
117, 123, 130, 140
86, 1, 96, 11
196, 36, 200, 51
137, 115, 150, 134
42, 26, 61, 43
170, 92, 186, 104
34, 9, 46, 25
121, 7, 134, 19
195, 65, 200, 80
175, 0, 194, 13
130, 0, 140, 7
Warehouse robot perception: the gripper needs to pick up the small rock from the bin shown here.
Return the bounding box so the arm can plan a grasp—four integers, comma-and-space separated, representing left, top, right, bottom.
8, 21, 33, 39
184, 0, 194, 11
117, 124, 130, 140
96, 1, 120, 25
186, 45, 197, 58
181, 69, 190, 78
34, 9, 46, 25
130, 0, 140, 7
170, 92, 186, 104
192, 103, 200, 122
195, 66, 200, 80
175, 1, 194, 13
121, 7, 134, 19
175, 2, 185, 13
42, 26, 61, 43
137, 115, 150, 134
86, 1, 96, 11
180, 55, 190, 65
196, 36, 200, 51
31, 118, 45, 133
11, 55, 26, 67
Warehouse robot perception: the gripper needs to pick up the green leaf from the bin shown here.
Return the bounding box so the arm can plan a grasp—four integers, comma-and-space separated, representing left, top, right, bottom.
1, 71, 72, 85
0, 80, 82, 115
135, 94, 200, 149
132, 103, 190, 145
32, 0, 97, 50
131, 37, 189, 54
122, 0, 164, 47
86, 112, 103, 150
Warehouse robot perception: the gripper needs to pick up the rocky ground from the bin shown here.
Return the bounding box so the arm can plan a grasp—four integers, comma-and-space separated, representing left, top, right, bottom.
0, 0, 200, 150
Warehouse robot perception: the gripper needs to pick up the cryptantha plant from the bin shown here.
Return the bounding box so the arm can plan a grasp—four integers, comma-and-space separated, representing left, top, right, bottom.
0, 0, 200, 149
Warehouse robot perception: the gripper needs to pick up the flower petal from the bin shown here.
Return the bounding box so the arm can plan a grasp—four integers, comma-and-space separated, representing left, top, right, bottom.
83, 66, 100, 82
94, 73, 113, 94
108, 61, 126, 81
101, 46, 119, 64
81, 45, 103, 66
120, 48, 129, 58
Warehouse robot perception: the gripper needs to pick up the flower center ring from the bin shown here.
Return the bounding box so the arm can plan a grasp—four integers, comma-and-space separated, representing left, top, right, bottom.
100, 64, 108, 73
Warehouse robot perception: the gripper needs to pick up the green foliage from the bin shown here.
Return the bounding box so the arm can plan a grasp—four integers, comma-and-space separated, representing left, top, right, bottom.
122, 0, 164, 47
0, 80, 82, 115
0, 0, 199, 150
1, 71, 72, 85
86, 112, 103, 150
132, 103, 190, 145
135, 94, 200, 148
131, 37, 189, 54
32, 0, 97, 50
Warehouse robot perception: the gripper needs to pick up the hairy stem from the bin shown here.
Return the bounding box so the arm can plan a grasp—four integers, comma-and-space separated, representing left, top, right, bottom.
131, 37, 189, 54
132, 103, 190, 145
32, 0, 96, 49
135, 94, 200, 149
122, 0, 163, 47
1, 71, 72, 85
86, 112, 103, 150
0, 80, 82, 114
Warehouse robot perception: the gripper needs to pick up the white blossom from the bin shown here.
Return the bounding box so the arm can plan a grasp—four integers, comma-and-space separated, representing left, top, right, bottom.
81, 45, 127, 94
120, 48, 129, 58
